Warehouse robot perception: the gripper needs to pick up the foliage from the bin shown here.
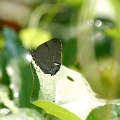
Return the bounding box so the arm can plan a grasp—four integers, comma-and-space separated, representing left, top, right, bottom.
0, 0, 120, 120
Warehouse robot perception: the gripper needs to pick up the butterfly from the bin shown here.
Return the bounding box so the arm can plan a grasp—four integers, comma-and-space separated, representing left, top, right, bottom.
32, 38, 62, 76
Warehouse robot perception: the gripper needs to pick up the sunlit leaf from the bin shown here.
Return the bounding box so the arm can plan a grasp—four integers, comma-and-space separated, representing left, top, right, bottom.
30, 60, 106, 120
19, 28, 52, 49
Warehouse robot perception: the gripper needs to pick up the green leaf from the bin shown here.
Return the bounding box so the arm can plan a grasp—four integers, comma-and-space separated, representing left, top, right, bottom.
62, 38, 77, 66
2, 27, 42, 111
86, 104, 120, 120
30, 60, 104, 120
19, 28, 52, 49
32, 100, 80, 120
30, 61, 82, 120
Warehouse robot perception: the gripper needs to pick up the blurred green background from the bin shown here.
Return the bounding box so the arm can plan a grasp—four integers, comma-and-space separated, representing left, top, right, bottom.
0, 0, 120, 119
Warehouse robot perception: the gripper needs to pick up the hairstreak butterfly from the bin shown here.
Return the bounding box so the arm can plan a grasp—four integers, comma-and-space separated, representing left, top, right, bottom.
32, 38, 62, 76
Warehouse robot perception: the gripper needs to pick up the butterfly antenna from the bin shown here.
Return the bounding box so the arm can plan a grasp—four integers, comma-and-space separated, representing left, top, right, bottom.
28, 46, 34, 54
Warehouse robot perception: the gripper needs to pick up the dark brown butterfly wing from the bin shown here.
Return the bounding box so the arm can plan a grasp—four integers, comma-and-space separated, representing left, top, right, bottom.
33, 38, 62, 76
